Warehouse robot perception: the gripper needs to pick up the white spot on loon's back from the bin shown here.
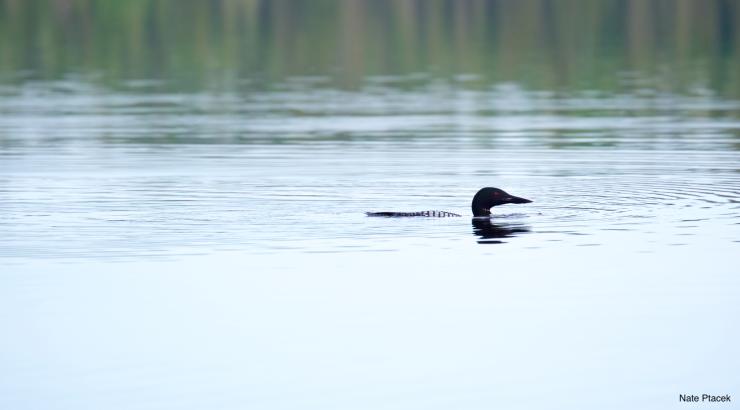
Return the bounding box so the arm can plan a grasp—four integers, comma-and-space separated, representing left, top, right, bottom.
365, 210, 461, 217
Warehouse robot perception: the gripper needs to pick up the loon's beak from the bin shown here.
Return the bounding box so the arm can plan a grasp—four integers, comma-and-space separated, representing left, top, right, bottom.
507, 195, 532, 204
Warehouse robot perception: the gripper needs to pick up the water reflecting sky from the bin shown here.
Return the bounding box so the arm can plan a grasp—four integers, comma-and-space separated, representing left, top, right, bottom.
1, 1, 739, 409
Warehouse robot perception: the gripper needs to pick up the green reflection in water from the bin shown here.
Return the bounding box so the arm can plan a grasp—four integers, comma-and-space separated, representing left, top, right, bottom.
0, 0, 738, 95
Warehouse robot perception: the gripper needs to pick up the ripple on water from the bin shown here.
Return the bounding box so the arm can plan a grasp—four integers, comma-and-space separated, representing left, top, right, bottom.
1, 81, 739, 260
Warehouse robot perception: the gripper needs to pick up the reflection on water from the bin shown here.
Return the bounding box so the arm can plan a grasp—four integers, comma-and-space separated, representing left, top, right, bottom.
1, 0, 739, 97
472, 218, 531, 244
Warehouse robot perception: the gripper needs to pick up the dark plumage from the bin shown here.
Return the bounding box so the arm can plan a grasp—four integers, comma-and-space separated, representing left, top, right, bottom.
470, 187, 532, 217
366, 187, 531, 217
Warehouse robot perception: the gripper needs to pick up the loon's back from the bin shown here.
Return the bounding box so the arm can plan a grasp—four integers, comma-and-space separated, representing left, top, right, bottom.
366, 211, 461, 217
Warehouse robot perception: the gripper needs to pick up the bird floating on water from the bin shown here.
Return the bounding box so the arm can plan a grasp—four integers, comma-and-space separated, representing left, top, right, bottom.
366, 187, 532, 217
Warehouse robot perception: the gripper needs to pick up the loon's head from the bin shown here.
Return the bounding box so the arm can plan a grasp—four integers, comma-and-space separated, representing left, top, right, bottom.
471, 187, 532, 217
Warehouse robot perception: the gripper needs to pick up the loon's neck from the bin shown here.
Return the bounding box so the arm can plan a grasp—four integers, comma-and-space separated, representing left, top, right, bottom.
472, 207, 491, 217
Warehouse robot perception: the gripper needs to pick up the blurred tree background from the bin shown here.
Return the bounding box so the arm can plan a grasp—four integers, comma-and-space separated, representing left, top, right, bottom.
0, 0, 738, 96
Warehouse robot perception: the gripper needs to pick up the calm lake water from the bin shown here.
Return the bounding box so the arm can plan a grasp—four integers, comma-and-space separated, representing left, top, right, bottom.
2, 2, 740, 409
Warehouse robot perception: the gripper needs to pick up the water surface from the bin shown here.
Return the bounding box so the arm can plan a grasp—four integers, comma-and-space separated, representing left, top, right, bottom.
1, 2, 739, 409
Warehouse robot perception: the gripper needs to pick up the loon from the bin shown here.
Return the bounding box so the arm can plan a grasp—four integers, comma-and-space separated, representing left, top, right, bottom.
366, 187, 532, 217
